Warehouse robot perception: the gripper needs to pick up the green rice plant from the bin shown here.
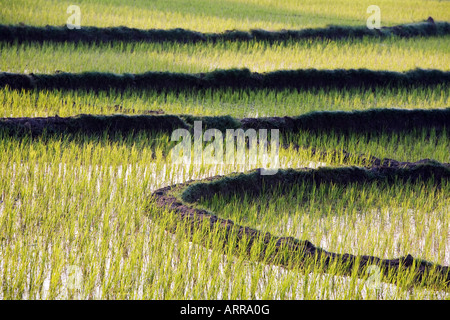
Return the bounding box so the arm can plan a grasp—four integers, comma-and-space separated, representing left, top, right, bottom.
1, 86, 448, 118
1, 36, 449, 74
198, 178, 449, 267
2, 0, 449, 31
188, 167, 450, 292
283, 128, 450, 163
1, 0, 449, 301
0, 130, 448, 299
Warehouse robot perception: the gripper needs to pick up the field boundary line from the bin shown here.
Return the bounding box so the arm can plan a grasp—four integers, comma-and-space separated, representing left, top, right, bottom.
1, 20, 449, 44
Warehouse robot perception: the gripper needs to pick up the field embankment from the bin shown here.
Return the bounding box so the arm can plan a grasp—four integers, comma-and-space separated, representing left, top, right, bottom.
1, 69, 449, 92
1, 20, 449, 44
1, 108, 449, 137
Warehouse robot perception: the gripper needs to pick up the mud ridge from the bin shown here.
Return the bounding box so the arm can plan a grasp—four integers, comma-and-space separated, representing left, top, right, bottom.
0, 114, 188, 137
1, 108, 449, 137
240, 108, 450, 135
1, 20, 448, 44
1, 68, 449, 92
151, 161, 450, 290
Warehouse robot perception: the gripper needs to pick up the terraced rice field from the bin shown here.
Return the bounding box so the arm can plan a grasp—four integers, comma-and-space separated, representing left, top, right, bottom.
0, 0, 449, 301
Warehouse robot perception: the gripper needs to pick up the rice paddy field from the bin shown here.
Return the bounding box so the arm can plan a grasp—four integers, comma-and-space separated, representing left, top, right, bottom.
0, 0, 450, 302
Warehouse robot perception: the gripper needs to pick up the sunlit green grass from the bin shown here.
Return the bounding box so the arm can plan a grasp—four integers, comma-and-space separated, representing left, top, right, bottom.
199, 178, 450, 266
2, 0, 449, 31
2, 0, 450, 301
284, 129, 450, 163
1, 37, 449, 74
1, 87, 448, 118
0, 133, 448, 299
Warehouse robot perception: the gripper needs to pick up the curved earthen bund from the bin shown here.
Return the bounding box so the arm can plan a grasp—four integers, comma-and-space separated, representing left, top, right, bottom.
151, 159, 450, 291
